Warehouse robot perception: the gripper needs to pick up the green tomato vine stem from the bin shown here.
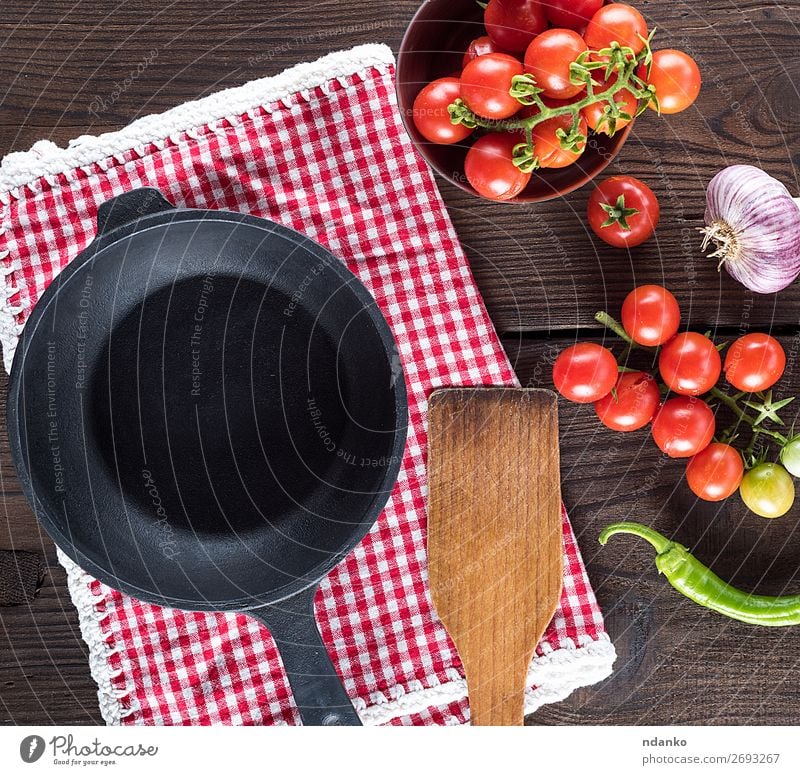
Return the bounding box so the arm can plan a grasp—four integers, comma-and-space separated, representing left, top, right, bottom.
452, 72, 636, 133
709, 387, 788, 447
448, 35, 658, 169
595, 311, 637, 348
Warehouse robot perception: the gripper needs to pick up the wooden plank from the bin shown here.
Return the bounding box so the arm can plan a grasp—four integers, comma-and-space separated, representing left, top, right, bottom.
2, 1, 798, 329
5, 326, 800, 724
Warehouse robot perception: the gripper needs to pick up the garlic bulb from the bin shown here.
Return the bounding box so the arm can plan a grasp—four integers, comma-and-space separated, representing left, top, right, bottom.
701, 165, 800, 294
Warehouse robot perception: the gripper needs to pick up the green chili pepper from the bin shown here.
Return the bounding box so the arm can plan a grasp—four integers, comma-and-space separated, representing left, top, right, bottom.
599, 522, 800, 627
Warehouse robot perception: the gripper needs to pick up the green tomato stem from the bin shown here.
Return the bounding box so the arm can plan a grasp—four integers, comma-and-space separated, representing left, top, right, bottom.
710, 387, 789, 446
595, 311, 636, 347
463, 74, 637, 133
450, 43, 654, 144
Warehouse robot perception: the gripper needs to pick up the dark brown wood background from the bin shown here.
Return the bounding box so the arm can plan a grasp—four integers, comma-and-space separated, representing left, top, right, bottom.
1, 0, 799, 725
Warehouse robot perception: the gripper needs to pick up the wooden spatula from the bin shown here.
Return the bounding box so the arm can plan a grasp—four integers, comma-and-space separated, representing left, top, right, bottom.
427, 388, 563, 726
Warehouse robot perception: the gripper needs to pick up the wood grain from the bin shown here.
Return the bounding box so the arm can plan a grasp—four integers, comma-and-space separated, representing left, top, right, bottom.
427, 389, 563, 725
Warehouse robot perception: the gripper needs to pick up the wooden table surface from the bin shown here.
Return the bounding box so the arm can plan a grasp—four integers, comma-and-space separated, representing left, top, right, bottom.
2, 0, 800, 725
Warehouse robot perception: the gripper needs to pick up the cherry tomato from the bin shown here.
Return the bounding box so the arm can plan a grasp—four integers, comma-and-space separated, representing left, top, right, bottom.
463, 36, 509, 68
780, 438, 800, 478
621, 285, 681, 347
594, 371, 660, 431
552, 342, 618, 404
740, 463, 795, 519
640, 49, 701, 115
532, 110, 587, 169
484, 0, 548, 53
460, 53, 524, 120
412, 78, 474, 145
686, 443, 744, 502
580, 75, 638, 135
659, 332, 722, 397
544, 0, 604, 31
584, 3, 648, 56
587, 176, 660, 248
724, 333, 786, 393
524, 29, 588, 100
651, 396, 715, 458
464, 133, 531, 201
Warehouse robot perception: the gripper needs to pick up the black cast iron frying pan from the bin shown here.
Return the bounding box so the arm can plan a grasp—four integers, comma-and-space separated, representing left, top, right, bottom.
7, 188, 408, 726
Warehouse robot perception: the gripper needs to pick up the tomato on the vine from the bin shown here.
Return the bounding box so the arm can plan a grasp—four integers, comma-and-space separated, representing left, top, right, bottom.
685, 443, 744, 502
524, 28, 588, 100
724, 333, 786, 393
464, 133, 531, 201
584, 3, 649, 56
532, 110, 587, 169
552, 342, 618, 404
659, 332, 722, 397
639, 49, 701, 115
740, 463, 795, 518
484, 0, 548, 52
651, 396, 715, 458
412, 78, 473, 145
594, 371, 660, 431
544, 0, 604, 31
460, 53, 524, 120
580, 75, 638, 135
587, 176, 660, 248
463, 36, 508, 68
621, 285, 680, 347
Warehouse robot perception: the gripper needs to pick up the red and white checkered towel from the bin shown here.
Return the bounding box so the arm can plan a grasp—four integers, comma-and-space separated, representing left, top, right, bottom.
0, 44, 614, 725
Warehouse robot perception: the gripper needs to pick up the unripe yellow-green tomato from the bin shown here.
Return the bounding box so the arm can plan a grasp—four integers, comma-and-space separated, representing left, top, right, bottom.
740, 463, 795, 519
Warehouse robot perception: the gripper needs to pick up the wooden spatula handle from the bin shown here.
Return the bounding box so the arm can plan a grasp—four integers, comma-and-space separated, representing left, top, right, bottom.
465, 656, 532, 726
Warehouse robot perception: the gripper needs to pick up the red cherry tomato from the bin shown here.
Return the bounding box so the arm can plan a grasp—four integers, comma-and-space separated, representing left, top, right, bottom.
580, 75, 638, 135
412, 78, 474, 145
463, 36, 509, 68
584, 3, 649, 56
587, 176, 660, 248
484, 0, 548, 53
621, 285, 681, 347
532, 110, 587, 169
659, 332, 722, 397
460, 53, 524, 120
524, 29, 588, 100
464, 133, 531, 201
552, 342, 618, 404
652, 396, 716, 458
639, 49, 701, 115
594, 371, 660, 431
544, 0, 604, 31
724, 333, 786, 393
686, 443, 744, 502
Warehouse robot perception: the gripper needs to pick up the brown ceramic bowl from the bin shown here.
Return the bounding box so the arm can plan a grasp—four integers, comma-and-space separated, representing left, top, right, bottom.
396, 0, 633, 203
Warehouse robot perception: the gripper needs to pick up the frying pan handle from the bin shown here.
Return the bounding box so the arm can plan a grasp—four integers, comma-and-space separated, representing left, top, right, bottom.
250, 586, 363, 726
96, 188, 175, 234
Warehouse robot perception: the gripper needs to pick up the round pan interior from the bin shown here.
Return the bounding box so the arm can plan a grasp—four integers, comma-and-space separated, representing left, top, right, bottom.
9, 211, 407, 611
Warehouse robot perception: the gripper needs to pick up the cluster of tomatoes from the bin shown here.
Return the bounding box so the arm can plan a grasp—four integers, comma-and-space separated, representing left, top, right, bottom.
411, 1, 701, 201
552, 285, 799, 519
